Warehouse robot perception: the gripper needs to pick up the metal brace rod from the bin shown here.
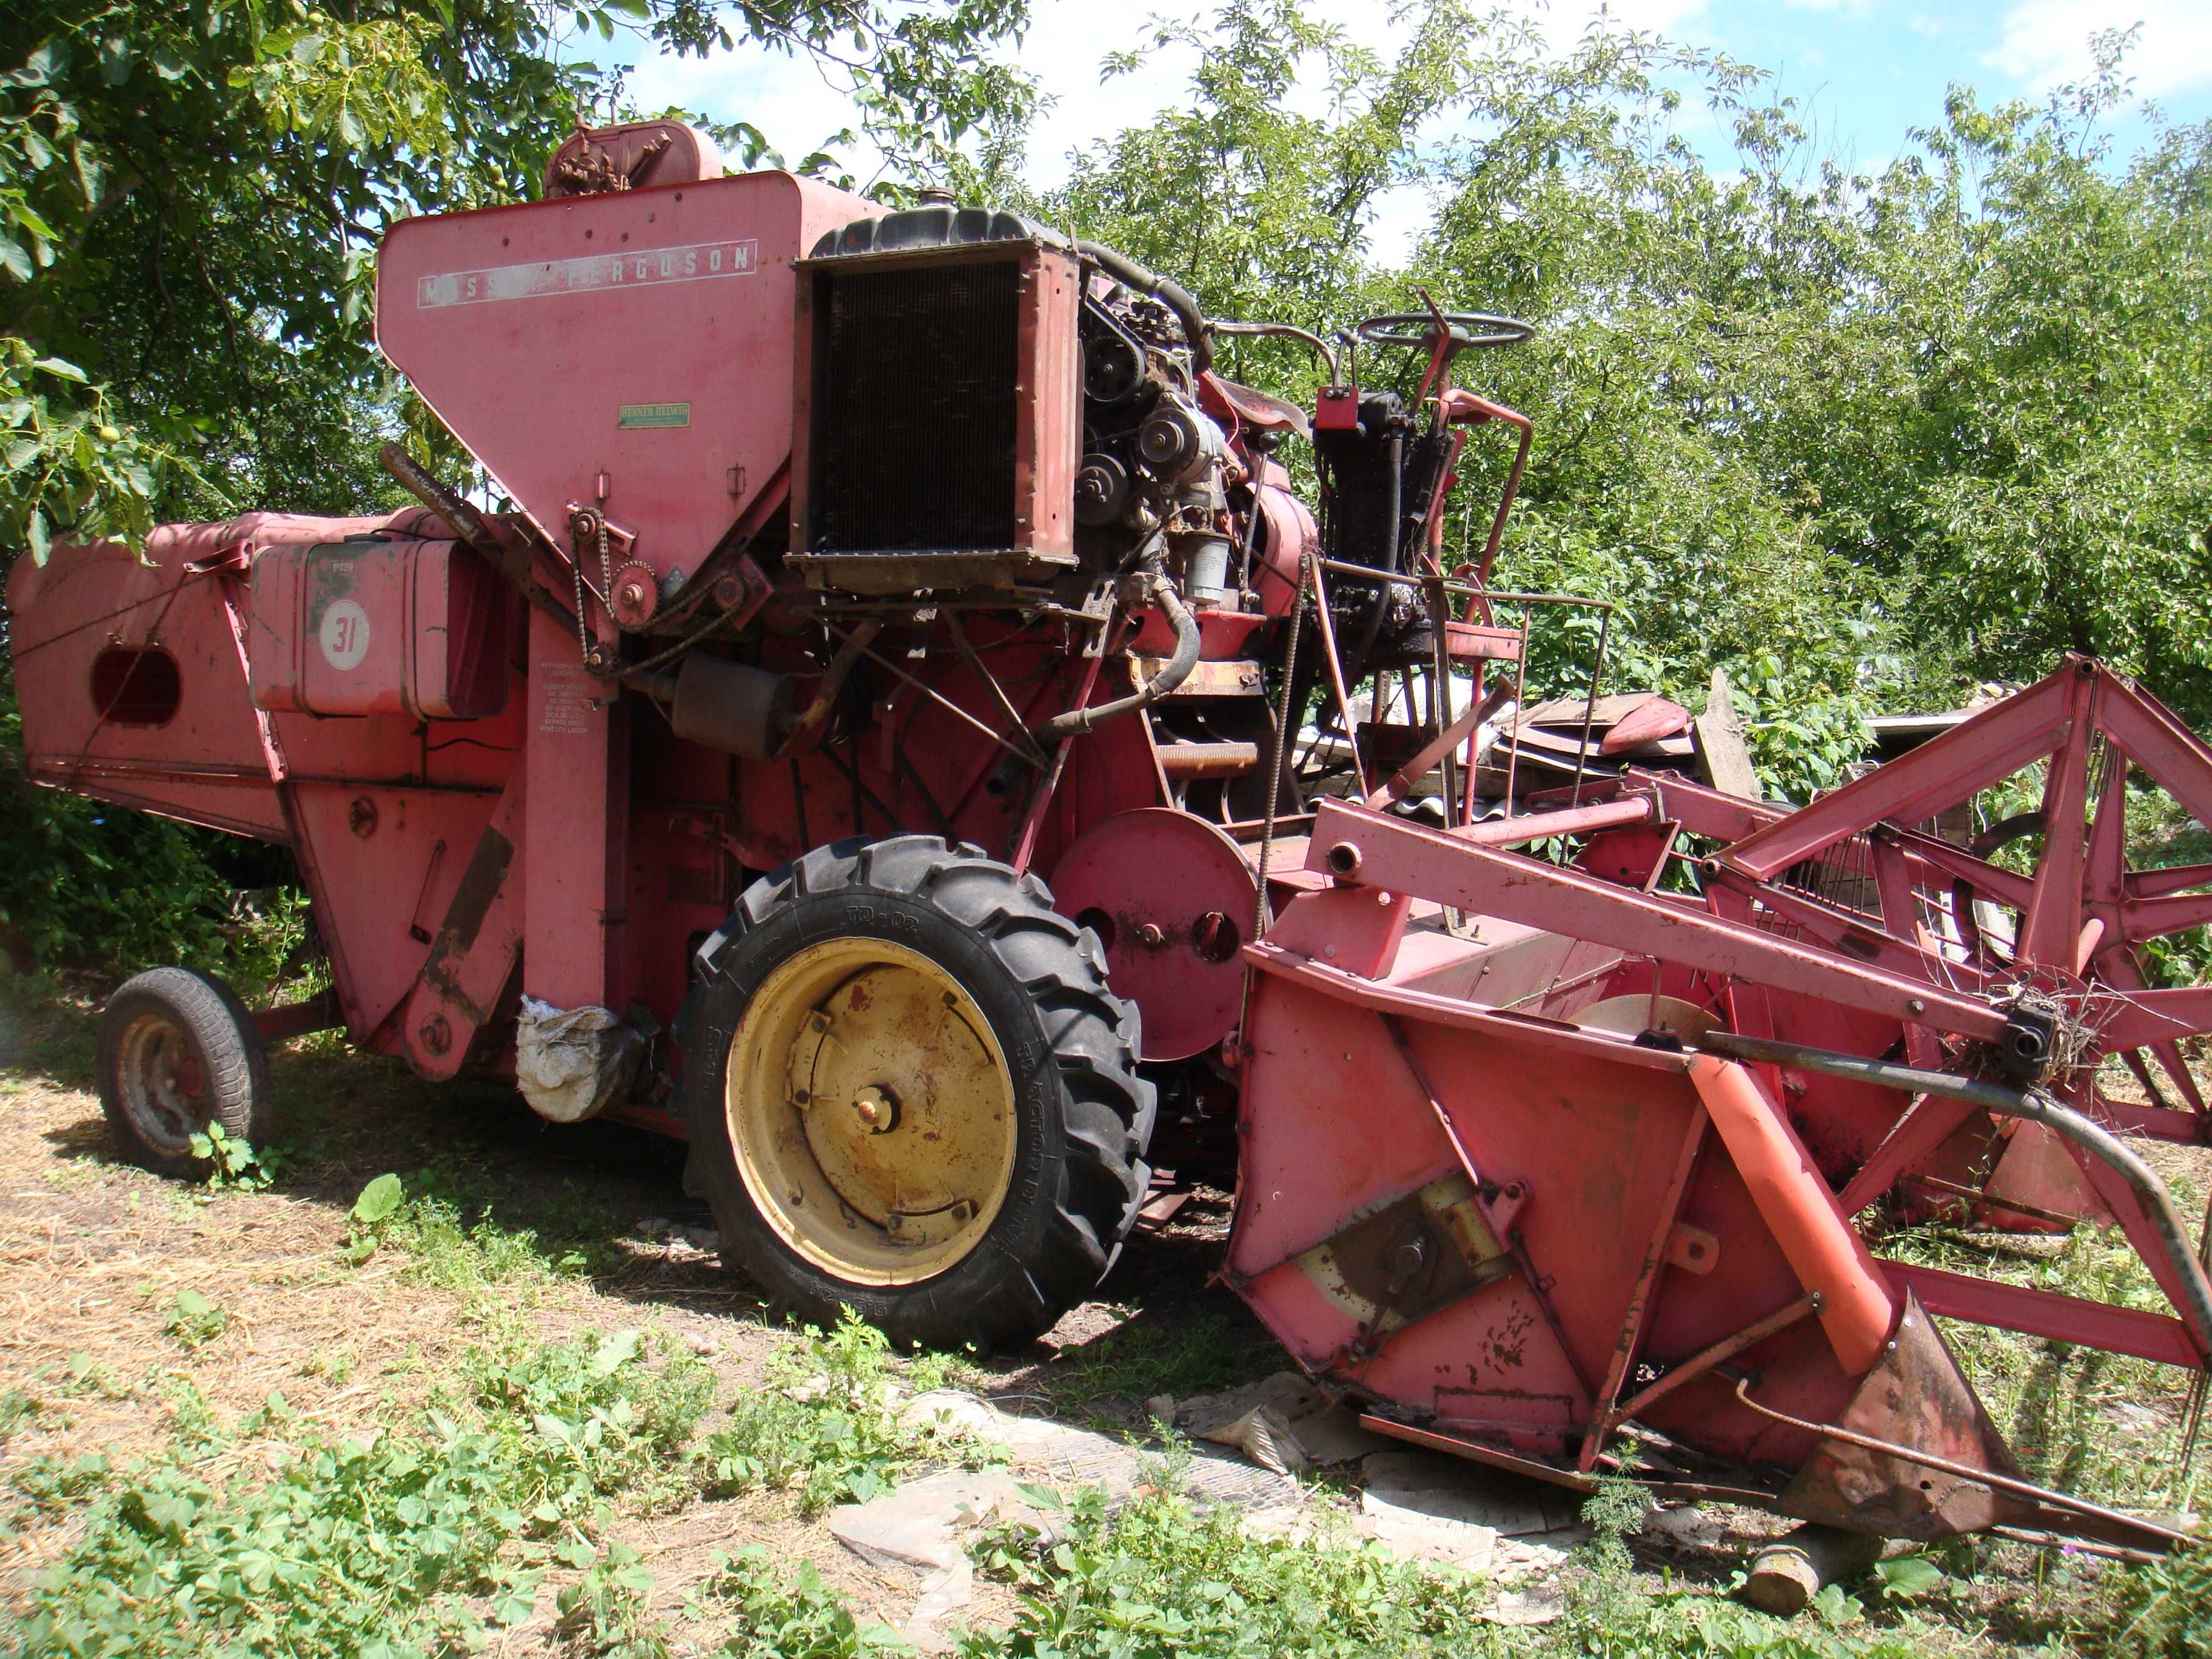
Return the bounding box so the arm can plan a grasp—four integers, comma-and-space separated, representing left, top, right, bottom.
1732, 1376, 2193, 1549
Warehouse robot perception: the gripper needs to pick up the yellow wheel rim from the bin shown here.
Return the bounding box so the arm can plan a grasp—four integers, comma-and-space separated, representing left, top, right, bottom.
726, 937, 1019, 1285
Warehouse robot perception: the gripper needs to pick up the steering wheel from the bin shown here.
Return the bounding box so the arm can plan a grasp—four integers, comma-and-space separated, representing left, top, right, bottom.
1355, 311, 1533, 350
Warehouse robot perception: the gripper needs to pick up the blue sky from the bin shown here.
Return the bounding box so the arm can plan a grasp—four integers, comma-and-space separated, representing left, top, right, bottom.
611, 0, 2210, 258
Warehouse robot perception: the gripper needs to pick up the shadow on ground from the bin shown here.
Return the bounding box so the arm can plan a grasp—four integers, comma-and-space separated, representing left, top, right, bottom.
2, 979, 1283, 1412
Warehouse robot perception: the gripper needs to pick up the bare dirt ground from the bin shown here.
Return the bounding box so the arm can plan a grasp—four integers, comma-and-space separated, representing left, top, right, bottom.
0, 986, 1283, 1645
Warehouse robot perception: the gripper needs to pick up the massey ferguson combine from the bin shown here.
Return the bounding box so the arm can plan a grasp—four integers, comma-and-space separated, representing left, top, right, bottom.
9, 120, 2211, 1562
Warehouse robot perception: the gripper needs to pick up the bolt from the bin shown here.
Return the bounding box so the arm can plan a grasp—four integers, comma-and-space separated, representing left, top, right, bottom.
418, 1014, 452, 1056
793, 1088, 810, 1106
618, 581, 646, 609
1908, 997, 1926, 1015
853, 1085, 898, 1133
1136, 922, 1167, 947
810, 1013, 831, 1034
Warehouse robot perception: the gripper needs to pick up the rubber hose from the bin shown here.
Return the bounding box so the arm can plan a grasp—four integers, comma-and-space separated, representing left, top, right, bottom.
1030, 566, 1202, 745
1076, 241, 1213, 376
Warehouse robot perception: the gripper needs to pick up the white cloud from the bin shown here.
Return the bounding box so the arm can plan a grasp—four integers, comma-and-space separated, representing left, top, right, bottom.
1984, 1, 2212, 100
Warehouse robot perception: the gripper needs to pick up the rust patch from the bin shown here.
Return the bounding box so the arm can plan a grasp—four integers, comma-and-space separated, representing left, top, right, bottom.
1778, 1293, 2032, 1540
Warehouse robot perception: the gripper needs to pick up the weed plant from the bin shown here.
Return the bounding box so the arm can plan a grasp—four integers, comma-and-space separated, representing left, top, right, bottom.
703, 1310, 986, 1515
5, 1318, 709, 1657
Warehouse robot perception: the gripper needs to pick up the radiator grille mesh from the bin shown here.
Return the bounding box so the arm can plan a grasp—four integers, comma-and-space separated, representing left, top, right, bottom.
814, 260, 1019, 552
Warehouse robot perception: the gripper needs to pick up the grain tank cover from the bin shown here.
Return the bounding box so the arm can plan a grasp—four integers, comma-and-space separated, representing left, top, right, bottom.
374, 168, 876, 588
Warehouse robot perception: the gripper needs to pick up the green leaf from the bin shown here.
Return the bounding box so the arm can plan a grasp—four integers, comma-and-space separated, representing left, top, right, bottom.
1810, 1581, 1858, 1625
1873, 1555, 1945, 1598
351, 1173, 404, 1224
29, 356, 85, 382
97, 38, 132, 86
589, 1329, 642, 1376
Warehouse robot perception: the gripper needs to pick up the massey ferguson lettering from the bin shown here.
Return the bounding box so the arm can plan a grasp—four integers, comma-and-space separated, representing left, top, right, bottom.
415, 239, 758, 308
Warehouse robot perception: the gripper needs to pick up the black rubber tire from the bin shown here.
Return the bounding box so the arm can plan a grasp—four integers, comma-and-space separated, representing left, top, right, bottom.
685, 836, 1155, 1350
96, 967, 272, 1178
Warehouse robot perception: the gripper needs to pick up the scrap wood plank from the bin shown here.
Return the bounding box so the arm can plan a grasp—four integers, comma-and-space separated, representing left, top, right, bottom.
1694, 668, 1761, 800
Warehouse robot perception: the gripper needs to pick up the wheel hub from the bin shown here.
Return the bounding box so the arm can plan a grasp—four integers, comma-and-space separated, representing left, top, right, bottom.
728, 937, 1018, 1285
116, 1014, 209, 1155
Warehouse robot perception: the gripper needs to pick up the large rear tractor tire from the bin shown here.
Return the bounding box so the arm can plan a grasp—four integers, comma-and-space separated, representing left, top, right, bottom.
96, 967, 272, 1178
685, 837, 1155, 1350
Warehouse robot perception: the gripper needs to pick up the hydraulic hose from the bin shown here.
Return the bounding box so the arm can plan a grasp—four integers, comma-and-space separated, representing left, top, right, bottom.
1076, 241, 1213, 376
1030, 557, 1202, 746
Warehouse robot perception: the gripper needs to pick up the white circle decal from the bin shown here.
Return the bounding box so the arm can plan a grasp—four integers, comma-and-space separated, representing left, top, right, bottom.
320, 598, 372, 670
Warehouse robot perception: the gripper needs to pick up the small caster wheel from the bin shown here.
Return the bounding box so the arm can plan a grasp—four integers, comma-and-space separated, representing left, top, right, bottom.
96, 967, 272, 1178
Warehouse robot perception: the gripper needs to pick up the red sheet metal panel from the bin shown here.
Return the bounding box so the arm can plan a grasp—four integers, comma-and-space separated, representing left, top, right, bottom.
375, 170, 876, 582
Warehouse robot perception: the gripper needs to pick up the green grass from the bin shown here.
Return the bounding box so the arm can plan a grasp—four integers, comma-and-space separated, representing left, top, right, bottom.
1876, 1212, 2207, 1517
1031, 1308, 1273, 1414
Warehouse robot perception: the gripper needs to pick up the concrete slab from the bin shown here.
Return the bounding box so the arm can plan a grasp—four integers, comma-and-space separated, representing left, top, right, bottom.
828, 1470, 1029, 1572
1361, 1450, 1582, 1537
900, 1388, 1301, 1510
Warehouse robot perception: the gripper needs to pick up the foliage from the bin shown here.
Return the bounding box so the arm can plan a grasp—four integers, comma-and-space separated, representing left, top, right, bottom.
1034, 1308, 1262, 1412
10, 1414, 539, 1657
0, 1383, 40, 1438
188, 1120, 280, 1190
162, 1285, 227, 1350
463, 1326, 714, 1517
2092, 1532, 2212, 1658
340, 1167, 595, 1290
695, 1548, 908, 1658
0, 675, 301, 980
1058, 6, 2212, 789
554, 1538, 669, 1659
7, 1316, 715, 1658
703, 1309, 982, 1515
341, 1170, 404, 1262
964, 1481, 1491, 1658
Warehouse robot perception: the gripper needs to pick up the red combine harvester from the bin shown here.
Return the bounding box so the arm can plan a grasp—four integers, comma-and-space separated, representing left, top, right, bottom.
9, 121, 2210, 1559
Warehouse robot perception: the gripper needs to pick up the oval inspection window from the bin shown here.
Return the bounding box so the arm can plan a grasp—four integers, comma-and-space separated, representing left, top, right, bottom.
89, 646, 183, 726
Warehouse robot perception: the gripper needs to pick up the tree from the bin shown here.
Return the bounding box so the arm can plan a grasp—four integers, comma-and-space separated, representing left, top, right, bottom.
0, 0, 1037, 565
